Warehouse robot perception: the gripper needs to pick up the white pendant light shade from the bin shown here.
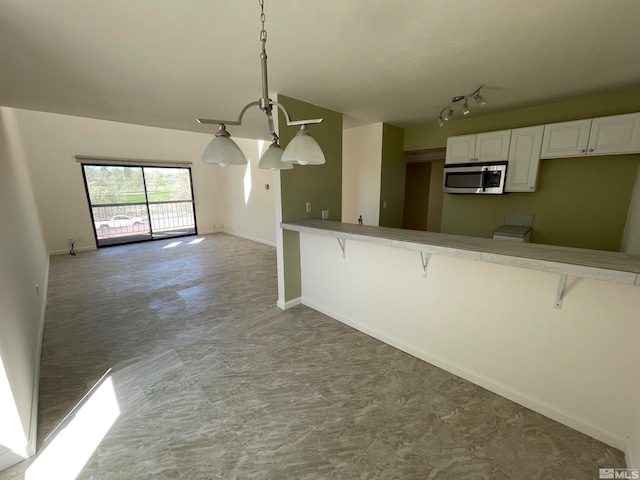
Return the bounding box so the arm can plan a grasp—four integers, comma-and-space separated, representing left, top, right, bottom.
282, 125, 325, 166
258, 142, 293, 170
201, 124, 247, 167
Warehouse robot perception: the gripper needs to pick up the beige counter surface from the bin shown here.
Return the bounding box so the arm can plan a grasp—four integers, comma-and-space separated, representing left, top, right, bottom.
281, 219, 640, 286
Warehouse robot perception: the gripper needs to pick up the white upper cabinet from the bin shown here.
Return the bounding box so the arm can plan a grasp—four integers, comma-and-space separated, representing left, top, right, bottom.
587, 113, 640, 155
445, 130, 511, 165
475, 131, 512, 162
540, 119, 592, 158
541, 113, 640, 158
445, 135, 476, 164
505, 126, 544, 192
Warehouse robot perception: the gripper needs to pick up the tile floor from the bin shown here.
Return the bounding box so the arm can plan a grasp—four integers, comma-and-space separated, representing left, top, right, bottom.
0, 234, 627, 479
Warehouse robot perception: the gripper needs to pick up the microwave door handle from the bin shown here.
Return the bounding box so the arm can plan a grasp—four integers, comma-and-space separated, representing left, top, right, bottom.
480, 168, 488, 192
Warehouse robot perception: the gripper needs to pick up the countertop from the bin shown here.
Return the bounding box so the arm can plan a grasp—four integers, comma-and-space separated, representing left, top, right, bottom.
281, 219, 640, 287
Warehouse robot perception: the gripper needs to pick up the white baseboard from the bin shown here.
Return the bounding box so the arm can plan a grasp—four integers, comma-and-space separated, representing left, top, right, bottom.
199, 228, 223, 235
302, 297, 628, 453
222, 230, 276, 248
49, 245, 95, 256
277, 297, 302, 310
0, 449, 26, 472
26, 256, 50, 456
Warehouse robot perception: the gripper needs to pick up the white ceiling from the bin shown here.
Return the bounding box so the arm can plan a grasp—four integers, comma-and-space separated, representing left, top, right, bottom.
1, 0, 639, 140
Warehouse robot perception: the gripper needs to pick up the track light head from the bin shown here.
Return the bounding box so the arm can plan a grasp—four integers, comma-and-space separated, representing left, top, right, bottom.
437, 85, 485, 126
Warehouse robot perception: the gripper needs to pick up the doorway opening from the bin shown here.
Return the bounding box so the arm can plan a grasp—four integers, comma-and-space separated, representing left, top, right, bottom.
402, 148, 446, 232
82, 164, 197, 247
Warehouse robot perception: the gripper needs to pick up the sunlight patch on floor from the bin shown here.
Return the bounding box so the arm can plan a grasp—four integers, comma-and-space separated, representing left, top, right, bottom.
26, 376, 120, 480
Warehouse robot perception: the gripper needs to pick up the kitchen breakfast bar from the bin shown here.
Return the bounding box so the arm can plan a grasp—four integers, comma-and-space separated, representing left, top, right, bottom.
281, 219, 640, 464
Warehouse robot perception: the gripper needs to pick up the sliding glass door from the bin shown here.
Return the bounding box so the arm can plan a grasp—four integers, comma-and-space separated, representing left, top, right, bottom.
82, 164, 197, 247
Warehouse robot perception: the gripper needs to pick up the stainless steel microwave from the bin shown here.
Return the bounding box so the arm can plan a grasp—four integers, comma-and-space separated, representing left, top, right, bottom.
443, 161, 508, 194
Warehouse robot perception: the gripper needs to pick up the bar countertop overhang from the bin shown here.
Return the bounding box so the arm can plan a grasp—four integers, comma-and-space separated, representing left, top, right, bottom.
281, 219, 640, 287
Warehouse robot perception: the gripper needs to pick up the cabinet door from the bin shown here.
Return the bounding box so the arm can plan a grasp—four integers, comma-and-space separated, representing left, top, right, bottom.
587, 112, 640, 155
475, 130, 511, 162
445, 135, 476, 164
505, 126, 543, 192
540, 119, 591, 158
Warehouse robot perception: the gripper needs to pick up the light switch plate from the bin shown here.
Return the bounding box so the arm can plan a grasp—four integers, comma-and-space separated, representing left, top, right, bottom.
322, 210, 329, 220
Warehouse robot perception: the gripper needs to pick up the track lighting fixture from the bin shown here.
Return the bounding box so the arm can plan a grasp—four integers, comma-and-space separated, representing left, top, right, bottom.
473, 92, 486, 105
437, 86, 486, 126
198, 0, 325, 169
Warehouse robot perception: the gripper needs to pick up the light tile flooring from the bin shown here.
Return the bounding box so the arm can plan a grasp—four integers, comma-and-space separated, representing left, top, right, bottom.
0, 234, 627, 479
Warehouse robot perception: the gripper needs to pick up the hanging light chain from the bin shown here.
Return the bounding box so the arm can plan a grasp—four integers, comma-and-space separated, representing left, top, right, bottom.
257, 0, 275, 139
259, 0, 267, 53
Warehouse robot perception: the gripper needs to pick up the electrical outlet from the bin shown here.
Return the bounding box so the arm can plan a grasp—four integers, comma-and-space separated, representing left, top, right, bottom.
322, 210, 329, 220
306, 202, 312, 213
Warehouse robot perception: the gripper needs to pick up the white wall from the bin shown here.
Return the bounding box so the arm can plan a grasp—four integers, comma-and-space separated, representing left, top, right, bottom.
9, 108, 245, 254
298, 232, 640, 464
216, 139, 276, 246
342, 123, 383, 226
621, 165, 640, 254
12, 108, 222, 253
0, 108, 49, 469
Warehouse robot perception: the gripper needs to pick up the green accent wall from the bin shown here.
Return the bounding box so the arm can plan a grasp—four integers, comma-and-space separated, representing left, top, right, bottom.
379, 123, 406, 228
441, 155, 640, 251
277, 95, 343, 301
404, 85, 640, 251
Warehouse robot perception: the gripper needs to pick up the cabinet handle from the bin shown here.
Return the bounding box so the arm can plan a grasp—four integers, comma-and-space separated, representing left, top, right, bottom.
588, 148, 594, 152
580, 149, 586, 153
529, 186, 534, 190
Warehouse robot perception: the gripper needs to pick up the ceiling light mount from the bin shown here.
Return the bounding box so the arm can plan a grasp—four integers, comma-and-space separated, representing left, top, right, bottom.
198, 0, 325, 169
437, 85, 486, 127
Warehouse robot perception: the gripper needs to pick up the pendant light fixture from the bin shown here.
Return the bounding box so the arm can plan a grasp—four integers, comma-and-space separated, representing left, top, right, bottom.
258, 141, 293, 170
436, 85, 486, 127
198, 0, 325, 169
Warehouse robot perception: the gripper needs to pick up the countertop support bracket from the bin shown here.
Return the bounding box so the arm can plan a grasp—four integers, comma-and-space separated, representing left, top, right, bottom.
555, 274, 568, 309
421, 252, 431, 278
337, 237, 346, 259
